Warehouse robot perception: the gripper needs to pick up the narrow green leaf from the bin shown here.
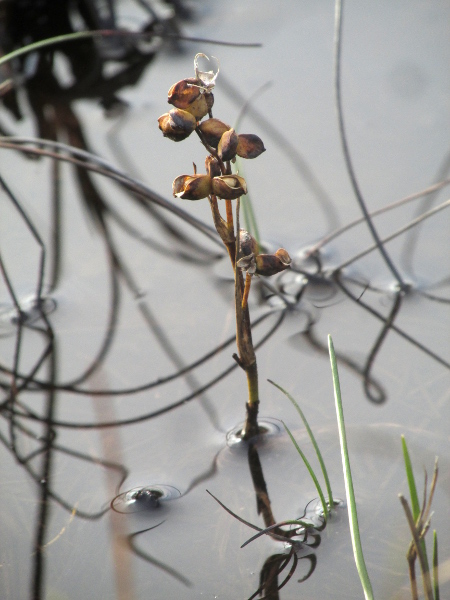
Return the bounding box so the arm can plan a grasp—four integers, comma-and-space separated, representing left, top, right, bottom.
433, 530, 439, 600
234, 158, 260, 247
401, 435, 421, 521
328, 335, 374, 600
269, 379, 333, 509
0, 31, 111, 68
281, 420, 328, 518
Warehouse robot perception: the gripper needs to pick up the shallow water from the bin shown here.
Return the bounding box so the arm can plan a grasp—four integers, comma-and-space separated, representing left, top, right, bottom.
0, 1, 449, 599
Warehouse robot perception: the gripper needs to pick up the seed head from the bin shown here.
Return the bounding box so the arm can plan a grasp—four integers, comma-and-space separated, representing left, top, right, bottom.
218, 128, 239, 162
236, 134, 266, 159
198, 118, 231, 148
254, 250, 291, 276
237, 241, 292, 277
205, 155, 222, 178
167, 77, 214, 121
173, 174, 212, 200
211, 175, 247, 199
158, 108, 197, 141
239, 229, 258, 257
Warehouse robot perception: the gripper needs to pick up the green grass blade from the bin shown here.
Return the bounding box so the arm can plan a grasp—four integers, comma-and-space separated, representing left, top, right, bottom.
281, 420, 328, 518
433, 530, 439, 600
401, 435, 421, 521
328, 335, 374, 600
0, 31, 114, 69
401, 435, 431, 582
269, 379, 333, 509
234, 158, 261, 247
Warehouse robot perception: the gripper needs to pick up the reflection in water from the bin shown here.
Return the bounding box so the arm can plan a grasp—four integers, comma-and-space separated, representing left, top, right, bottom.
208, 438, 330, 599
0, 1, 449, 599
127, 522, 192, 588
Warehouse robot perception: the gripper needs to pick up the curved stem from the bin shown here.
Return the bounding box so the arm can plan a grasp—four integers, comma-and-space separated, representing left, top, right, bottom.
334, 0, 405, 289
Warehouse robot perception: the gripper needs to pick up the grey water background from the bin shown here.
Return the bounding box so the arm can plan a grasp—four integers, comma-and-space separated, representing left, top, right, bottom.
0, 1, 449, 599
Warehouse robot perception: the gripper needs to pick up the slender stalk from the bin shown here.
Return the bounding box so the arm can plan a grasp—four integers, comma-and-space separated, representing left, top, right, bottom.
406, 541, 419, 600
399, 495, 434, 600
235, 200, 260, 438
282, 421, 328, 518
402, 436, 430, 575
334, 0, 405, 288
433, 530, 440, 600
242, 272, 252, 309
335, 198, 450, 272
269, 380, 334, 511
208, 194, 259, 437
308, 178, 450, 256
225, 198, 234, 234
328, 335, 374, 600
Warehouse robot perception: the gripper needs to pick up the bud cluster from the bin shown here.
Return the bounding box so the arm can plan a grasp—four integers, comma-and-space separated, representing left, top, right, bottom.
157, 53, 265, 202
157, 53, 291, 279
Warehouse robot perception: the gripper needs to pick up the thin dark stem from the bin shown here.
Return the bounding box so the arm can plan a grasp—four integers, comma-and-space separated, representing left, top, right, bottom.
334, 0, 405, 288
2, 311, 285, 429
308, 178, 450, 256
362, 290, 403, 401
334, 271, 450, 370
31, 330, 56, 600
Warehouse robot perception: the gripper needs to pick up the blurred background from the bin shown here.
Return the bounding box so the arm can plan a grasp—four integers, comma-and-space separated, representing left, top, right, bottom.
0, 1, 449, 598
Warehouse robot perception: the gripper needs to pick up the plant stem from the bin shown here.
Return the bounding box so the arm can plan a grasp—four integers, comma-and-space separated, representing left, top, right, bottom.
236, 266, 260, 439
225, 199, 234, 235
433, 530, 440, 600
328, 335, 375, 600
235, 200, 260, 438
242, 272, 252, 309
208, 195, 236, 265
399, 495, 434, 600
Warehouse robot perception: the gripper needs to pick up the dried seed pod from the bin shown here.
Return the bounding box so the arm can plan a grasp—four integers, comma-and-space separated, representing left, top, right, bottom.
254, 249, 292, 276
218, 128, 239, 162
211, 175, 247, 199
236, 134, 266, 159
205, 155, 222, 178
173, 174, 212, 200
274, 248, 292, 266
168, 78, 202, 109
184, 92, 213, 120
158, 108, 197, 141
198, 118, 230, 148
168, 77, 214, 120
236, 253, 256, 274
239, 229, 258, 257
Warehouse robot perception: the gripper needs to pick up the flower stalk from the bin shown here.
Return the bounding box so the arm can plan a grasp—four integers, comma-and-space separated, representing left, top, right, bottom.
157, 54, 291, 439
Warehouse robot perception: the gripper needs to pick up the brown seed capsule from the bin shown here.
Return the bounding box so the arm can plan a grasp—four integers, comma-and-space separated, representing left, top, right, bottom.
198, 118, 230, 148
254, 249, 292, 276
239, 229, 258, 257
218, 128, 239, 162
184, 92, 213, 120
205, 155, 222, 178
167, 77, 214, 121
236, 253, 256, 274
158, 108, 197, 142
274, 248, 292, 266
211, 175, 247, 199
168, 78, 202, 109
236, 134, 266, 159
173, 174, 212, 200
